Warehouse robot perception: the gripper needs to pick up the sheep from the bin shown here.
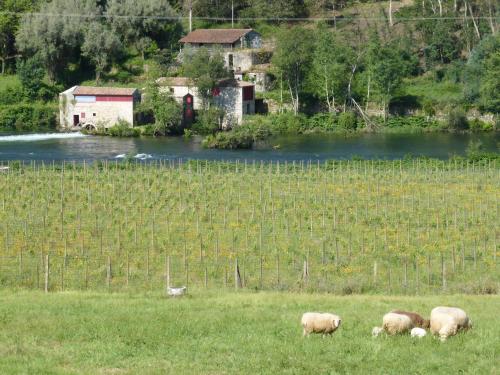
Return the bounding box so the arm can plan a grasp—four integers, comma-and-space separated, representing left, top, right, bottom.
430, 306, 471, 341
382, 312, 414, 335
301, 312, 341, 337
372, 326, 384, 337
391, 310, 430, 329
410, 327, 427, 338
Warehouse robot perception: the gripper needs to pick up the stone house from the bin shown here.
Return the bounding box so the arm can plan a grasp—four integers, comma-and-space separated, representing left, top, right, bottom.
179, 29, 262, 73
59, 86, 140, 129
157, 77, 255, 127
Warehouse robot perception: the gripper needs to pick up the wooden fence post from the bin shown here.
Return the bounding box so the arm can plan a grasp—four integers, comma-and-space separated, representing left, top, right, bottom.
235, 258, 242, 290
415, 258, 419, 295
373, 260, 377, 285
44, 254, 49, 293
259, 256, 263, 289
165, 255, 170, 290
276, 254, 280, 287
441, 253, 446, 290
107, 256, 112, 291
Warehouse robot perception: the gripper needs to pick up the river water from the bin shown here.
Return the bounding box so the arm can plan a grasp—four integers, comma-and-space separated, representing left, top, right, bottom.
0, 132, 498, 162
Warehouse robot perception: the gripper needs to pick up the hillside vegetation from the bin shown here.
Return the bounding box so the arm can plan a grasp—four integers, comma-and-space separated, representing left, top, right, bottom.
0, 0, 498, 135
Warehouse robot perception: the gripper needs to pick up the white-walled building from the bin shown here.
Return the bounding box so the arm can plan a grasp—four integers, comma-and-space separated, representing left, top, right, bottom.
59, 86, 140, 129
158, 77, 255, 127
179, 29, 262, 73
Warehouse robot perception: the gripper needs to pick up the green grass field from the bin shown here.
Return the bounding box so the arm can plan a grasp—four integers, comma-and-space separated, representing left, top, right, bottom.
0, 291, 498, 374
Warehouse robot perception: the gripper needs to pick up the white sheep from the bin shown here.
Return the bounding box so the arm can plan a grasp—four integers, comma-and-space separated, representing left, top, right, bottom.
382, 312, 414, 335
372, 326, 384, 337
410, 327, 427, 338
301, 312, 341, 337
430, 306, 471, 341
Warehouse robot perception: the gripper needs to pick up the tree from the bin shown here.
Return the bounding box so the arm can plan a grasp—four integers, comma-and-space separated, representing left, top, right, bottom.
81, 23, 122, 84
106, 0, 179, 50
0, 0, 37, 74
365, 36, 409, 120
308, 24, 354, 112
16, 0, 98, 81
140, 82, 183, 134
183, 48, 228, 108
16, 55, 45, 100
272, 27, 313, 114
479, 51, 500, 113
241, 0, 307, 19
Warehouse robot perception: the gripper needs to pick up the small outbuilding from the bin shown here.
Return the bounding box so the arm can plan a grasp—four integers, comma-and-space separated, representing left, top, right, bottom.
59, 86, 140, 130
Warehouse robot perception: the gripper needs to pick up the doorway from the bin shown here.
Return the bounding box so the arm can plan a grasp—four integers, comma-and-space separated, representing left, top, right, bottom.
228, 54, 234, 69
73, 115, 80, 126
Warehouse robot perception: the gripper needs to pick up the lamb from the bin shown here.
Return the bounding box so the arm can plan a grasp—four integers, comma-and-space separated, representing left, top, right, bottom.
382, 312, 414, 335
430, 306, 471, 341
410, 327, 427, 338
391, 310, 430, 329
372, 326, 384, 337
301, 312, 341, 337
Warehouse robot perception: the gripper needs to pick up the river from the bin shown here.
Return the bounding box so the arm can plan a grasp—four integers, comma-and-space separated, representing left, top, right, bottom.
0, 132, 498, 162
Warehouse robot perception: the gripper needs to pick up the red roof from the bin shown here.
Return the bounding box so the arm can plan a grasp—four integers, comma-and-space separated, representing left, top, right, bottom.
73, 86, 138, 96
180, 29, 254, 44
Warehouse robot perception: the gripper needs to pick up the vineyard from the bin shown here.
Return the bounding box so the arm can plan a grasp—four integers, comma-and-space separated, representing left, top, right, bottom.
0, 159, 498, 294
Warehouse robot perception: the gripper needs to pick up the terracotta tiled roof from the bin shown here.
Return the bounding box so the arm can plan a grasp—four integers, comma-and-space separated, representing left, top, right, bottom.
73, 86, 138, 96
217, 79, 254, 88
180, 29, 254, 44
157, 77, 254, 89
157, 77, 194, 87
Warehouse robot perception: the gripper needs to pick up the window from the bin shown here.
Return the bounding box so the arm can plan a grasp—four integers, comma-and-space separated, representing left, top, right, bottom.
170, 88, 174, 93
93, 113, 96, 117
81, 112, 86, 119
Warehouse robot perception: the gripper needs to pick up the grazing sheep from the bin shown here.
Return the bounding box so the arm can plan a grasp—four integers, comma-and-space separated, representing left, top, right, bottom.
301, 312, 341, 337
372, 326, 384, 337
391, 310, 430, 329
382, 312, 414, 335
430, 307, 471, 341
410, 327, 427, 338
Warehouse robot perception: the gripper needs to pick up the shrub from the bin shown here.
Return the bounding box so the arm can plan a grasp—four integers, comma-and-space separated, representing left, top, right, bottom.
447, 108, 469, 130
203, 131, 253, 149
107, 120, 141, 137
0, 103, 57, 132
0, 86, 24, 105
192, 108, 224, 135
337, 111, 358, 130
469, 119, 493, 132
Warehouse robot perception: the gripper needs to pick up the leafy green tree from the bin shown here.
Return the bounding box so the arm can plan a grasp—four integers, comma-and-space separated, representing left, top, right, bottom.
182, 48, 228, 108
106, 0, 180, 51
141, 83, 183, 134
241, 0, 307, 19
365, 36, 409, 119
16, 55, 45, 100
81, 23, 122, 84
308, 24, 354, 112
272, 27, 313, 114
16, 0, 98, 81
479, 51, 500, 113
0, 0, 38, 74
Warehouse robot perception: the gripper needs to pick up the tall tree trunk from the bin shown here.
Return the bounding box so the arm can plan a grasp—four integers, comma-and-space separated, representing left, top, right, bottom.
468, 2, 481, 39
437, 0, 443, 16
365, 75, 371, 112
487, 0, 496, 34
0, 58, 4, 75
389, 0, 393, 27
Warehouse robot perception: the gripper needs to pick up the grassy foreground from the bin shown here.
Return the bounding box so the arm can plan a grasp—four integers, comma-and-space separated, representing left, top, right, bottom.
0, 291, 498, 374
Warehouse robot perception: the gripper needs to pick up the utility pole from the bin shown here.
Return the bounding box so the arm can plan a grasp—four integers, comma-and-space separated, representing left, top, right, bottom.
232, 0, 234, 28
189, 0, 193, 32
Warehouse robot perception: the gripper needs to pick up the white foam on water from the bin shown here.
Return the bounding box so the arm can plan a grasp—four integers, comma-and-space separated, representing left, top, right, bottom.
115, 154, 126, 159
134, 153, 153, 160
0, 133, 88, 142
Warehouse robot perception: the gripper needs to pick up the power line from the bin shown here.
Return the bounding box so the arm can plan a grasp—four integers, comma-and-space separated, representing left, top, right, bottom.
0, 11, 496, 22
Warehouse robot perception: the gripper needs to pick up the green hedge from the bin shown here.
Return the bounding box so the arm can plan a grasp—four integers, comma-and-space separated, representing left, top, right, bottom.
0, 103, 58, 132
